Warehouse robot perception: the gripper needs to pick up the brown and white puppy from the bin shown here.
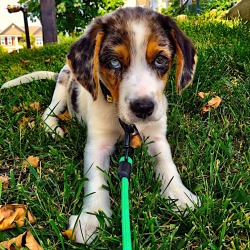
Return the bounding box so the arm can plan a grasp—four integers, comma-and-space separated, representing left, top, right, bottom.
1, 7, 198, 244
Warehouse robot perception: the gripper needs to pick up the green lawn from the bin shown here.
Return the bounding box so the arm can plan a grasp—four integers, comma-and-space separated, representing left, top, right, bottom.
0, 18, 249, 249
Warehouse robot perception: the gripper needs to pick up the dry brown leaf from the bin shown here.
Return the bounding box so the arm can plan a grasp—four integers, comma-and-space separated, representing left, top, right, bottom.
28, 121, 36, 129
201, 104, 211, 113
0, 231, 43, 250
44, 58, 51, 65
0, 176, 10, 189
61, 229, 76, 241
208, 96, 222, 108
202, 96, 222, 113
22, 156, 39, 168
28, 102, 41, 111
198, 91, 217, 99
19, 117, 29, 129
13, 102, 41, 113
197, 92, 210, 99
12, 106, 21, 112
231, 78, 239, 86
0, 204, 36, 230
57, 111, 71, 121
20, 57, 30, 64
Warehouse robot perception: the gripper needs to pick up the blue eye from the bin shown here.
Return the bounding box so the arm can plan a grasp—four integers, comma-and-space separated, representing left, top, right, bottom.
154, 55, 168, 68
110, 59, 121, 69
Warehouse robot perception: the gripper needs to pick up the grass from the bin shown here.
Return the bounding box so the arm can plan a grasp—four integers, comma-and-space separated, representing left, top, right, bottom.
0, 18, 250, 249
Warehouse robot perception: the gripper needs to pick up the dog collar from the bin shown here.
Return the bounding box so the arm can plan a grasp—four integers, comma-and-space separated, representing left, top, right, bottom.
100, 81, 113, 103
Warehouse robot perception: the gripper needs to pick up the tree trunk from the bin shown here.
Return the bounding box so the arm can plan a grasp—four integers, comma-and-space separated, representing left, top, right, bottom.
40, 0, 58, 44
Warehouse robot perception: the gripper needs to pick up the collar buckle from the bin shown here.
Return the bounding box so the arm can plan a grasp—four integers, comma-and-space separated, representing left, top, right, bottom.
100, 81, 113, 103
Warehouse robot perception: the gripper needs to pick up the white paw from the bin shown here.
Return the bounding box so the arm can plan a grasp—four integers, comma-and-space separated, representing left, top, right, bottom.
42, 117, 65, 138
53, 127, 65, 138
162, 180, 199, 211
44, 124, 65, 138
69, 213, 100, 244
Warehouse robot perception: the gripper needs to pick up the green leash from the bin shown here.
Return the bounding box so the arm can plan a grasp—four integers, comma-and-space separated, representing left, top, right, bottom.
118, 119, 139, 250
119, 156, 133, 250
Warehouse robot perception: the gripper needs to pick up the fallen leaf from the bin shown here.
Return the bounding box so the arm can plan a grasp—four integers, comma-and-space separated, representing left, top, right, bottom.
231, 78, 239, 86
208, 96, 222, 108
19, 117, 30, 129
15, 102, 41, 112
198, 92, 210, 99
198, 91, 217, 99
20, 57, 30, 63
12, 106, 21, 112
0, 176, 10, 189
201, 104, 211, 113
28, 102, 41, 111
0, 204, 36, 230
0, 231, 43, 250
44, 58, 51, 65
61, 229, 76, 241
28, 121, 36, 129
57, 111, 71, 121
22, 156, 39, 168
202, 96, 222, 113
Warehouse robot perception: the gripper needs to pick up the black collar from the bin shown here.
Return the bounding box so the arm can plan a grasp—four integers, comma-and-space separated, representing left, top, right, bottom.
100, 81, 113, 103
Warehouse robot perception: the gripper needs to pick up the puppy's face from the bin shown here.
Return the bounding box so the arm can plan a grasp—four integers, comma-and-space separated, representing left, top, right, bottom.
67, 7, 197, 124
98, 16, 175, 123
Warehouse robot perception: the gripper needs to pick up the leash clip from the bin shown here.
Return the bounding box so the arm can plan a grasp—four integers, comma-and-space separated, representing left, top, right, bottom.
118, 119, 141, 180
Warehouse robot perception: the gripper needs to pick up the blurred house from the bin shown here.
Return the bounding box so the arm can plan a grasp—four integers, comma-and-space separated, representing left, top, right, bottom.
124, 0, 196, 12
124, 0, 167, 11
0, 23, 43, 53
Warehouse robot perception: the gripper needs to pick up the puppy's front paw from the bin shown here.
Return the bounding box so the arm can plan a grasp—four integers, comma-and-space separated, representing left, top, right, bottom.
42, 115, 65, 138
53, 127, 65, 138
69, 213, 100, 244
162, 181, 200, 212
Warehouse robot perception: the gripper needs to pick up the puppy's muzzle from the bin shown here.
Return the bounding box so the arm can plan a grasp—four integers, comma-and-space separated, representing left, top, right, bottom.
130, 98, 155, 119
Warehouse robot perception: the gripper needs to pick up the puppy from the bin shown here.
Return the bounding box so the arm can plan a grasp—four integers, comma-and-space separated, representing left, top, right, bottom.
2, 7, 198, 244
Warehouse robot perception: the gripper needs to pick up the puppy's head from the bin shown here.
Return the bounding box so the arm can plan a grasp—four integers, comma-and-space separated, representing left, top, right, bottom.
67, 7, 197, 123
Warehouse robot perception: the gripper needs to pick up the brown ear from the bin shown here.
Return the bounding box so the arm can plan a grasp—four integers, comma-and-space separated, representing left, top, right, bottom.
67, 21, 104, 100
166, 18, 197, 94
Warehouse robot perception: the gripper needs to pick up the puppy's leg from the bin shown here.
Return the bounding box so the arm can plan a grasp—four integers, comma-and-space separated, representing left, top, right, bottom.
147, 132, 199, 211
69, 133, 118, 244
42, 65, 71, 137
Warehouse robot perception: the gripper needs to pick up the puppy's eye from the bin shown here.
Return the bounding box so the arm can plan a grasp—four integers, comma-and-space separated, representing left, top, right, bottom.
109, 59, 121, 69
154, 55, 168, 68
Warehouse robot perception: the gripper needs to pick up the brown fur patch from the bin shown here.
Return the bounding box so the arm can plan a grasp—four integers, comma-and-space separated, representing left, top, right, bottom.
99, 67, 121, 103
170, 30, 184, 94
146, 35, 174, 84
99, 43, 131, 103
93, 32, 105, 100
146, 36, 171, 64
113, 44, 130, 67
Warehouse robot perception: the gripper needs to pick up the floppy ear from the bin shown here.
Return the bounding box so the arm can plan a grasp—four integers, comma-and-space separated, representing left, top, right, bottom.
67, 22, 104, 100
166, 17, 197, 94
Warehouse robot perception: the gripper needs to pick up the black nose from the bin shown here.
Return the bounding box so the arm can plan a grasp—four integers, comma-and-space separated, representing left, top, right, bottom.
130, 98, 154, 119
